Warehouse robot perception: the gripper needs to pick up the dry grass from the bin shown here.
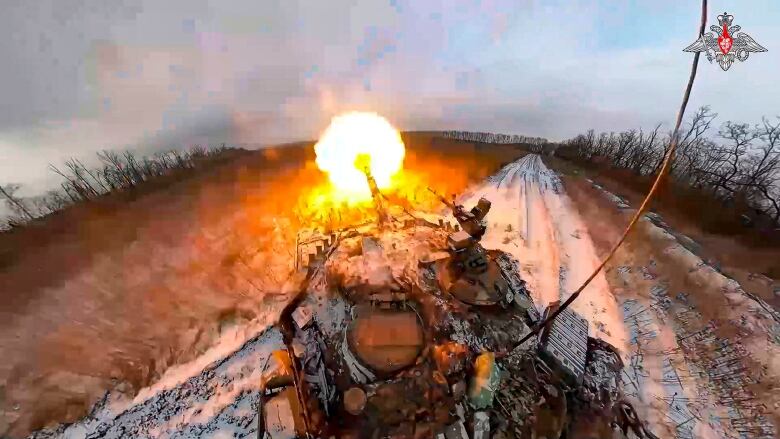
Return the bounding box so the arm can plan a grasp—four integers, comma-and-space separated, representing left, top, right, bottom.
550, 155, 780, 309
551, 155, 780, 277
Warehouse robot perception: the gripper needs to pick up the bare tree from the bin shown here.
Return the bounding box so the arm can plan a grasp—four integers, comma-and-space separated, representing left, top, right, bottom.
737, 117, 780, 221
28, 190, 70, 216
65, 159, 101, 197
190, 145, 207, 161
612, 130, 638, 168
2, 145, 237, 232
708, 121, 757, 198
98, 150, 135, 188
564, 107, 780, 225
153, 151, 172, 170
140, 156, 158, 179
76, 158, 109, 193
123, 151, 146, 184
170, 149, 189, 169
578, 130, 596, 159
652, 106, 717, 176
41, 190, 71, 213
0, 184, 34, 220
629, 124, 663, 175
742, 118, 780, 188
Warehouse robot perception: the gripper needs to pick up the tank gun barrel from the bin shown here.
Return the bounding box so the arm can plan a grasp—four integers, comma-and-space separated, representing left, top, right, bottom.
361, 166, 391, 226
427, 187, 457, 211
428, 187, 469, 223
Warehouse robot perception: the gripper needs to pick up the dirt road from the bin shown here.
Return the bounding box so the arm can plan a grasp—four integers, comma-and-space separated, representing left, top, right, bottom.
26, 153, 780, 439
458, 154, 628, 352
578, 176, 780, 439
463, 154, 780, 438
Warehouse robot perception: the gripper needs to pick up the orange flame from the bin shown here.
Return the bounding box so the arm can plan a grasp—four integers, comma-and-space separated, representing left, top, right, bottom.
313, 111, 406, 205
292, 113, 507, 231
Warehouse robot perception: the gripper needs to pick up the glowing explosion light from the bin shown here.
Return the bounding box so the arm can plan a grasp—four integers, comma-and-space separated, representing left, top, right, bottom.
314, 111, 406, 203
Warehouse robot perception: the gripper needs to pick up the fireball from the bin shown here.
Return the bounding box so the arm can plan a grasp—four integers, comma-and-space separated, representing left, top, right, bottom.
314, 111, 406, 203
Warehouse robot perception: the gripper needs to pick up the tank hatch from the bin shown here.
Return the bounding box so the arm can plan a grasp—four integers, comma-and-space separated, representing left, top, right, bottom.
347, 305, 424, 374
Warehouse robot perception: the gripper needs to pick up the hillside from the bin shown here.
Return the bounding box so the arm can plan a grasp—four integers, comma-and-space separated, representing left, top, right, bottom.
0, 133, 526, 437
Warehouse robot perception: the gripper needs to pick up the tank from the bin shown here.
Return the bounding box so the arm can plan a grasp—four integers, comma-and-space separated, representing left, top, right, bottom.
260, 193, 657, 439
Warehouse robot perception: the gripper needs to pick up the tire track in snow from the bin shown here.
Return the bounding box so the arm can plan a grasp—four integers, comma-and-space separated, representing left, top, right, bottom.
459, 154, 627, 353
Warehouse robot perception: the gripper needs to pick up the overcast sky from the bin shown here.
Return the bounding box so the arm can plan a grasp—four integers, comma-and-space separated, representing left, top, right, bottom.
1, 0, 779, 193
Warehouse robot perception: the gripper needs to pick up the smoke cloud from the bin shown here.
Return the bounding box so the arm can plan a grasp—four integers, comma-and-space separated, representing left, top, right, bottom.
1, 0, 779, 193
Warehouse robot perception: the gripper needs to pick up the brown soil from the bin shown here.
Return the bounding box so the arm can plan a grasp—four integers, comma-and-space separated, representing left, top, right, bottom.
557, 162, 780, 436
0, 133, 525, 438
547, 155, 780, 310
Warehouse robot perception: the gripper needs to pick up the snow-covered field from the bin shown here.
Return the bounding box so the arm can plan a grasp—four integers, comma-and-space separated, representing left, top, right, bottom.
460, 154, 780, 438
457, 154, 627, 352
584, 180, 780, 439
29, 154, 780, 438
1, 168, 299, 437
31, 326, 287, 439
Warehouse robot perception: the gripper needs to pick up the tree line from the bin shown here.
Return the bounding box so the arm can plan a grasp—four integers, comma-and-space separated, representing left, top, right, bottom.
561, 106, 780, 224
0, 144, 233, 231
442, 130, 549, 146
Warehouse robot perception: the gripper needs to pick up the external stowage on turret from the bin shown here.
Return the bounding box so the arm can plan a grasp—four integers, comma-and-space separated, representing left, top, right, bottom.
256, 177, 655, 439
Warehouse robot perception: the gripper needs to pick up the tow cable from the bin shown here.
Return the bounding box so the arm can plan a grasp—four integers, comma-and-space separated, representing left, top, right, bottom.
509, 0, 709, 352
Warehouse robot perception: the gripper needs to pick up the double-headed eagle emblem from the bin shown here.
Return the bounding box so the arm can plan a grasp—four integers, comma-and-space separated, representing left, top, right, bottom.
684, 12, 767, 71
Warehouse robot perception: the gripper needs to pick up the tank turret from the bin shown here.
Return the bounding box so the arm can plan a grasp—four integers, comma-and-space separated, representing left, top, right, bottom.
262, 190, 655, 439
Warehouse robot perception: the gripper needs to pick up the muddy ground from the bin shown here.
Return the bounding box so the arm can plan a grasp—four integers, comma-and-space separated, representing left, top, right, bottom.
552, 157, 780, 439
0, 134, 526, 438
450, 153, 779, 438
6, 140, 779, 439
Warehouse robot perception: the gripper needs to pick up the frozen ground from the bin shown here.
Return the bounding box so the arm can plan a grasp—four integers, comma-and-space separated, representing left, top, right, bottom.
29, 154, 780, 438
0, 157, 308, 437
456, 154, 628, 352
582, 178, 780, 439
26, 278, 301, 439
459, 154, 780, 438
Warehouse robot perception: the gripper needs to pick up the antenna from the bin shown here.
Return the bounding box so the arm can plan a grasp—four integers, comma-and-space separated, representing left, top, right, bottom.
508, 0, 710, 353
